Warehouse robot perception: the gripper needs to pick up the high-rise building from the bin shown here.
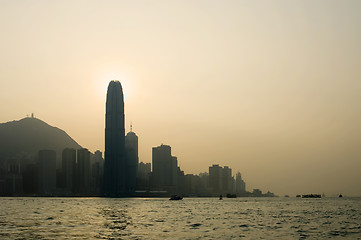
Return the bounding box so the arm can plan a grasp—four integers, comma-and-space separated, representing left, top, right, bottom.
91, 150, 103, 195
76, 148, 90, 194
222, 166, 234, 194
209, 164, 235, 195
235, 172, 246, 194
104, 80, 127, 196
38, 150, 56, 195
152, 144, 179, 193
125, 129, 138, 193
137, 162, 151, 189
62, 148, 76, 193
209, 164, 222, 194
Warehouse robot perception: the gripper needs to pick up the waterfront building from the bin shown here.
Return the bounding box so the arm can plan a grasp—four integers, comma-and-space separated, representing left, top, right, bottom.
76, 148, 90, 194
235, 172, 246, 195
38, 150, 56, 195
209, 164, 235, 195
209, 164, 223, 194
125, 128, 138, 193
62, 148, 76, 193
222, 166, 234, 193
91, 150, 103, 195
104, 80, 127, 196
137, 162, 151, 190
152, 144, 179, 193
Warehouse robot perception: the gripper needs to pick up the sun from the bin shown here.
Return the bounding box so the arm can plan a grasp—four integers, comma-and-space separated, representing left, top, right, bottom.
94, 71, 135, 101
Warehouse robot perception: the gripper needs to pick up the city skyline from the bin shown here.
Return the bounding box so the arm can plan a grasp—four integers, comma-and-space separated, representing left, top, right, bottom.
1, 1, 361, 196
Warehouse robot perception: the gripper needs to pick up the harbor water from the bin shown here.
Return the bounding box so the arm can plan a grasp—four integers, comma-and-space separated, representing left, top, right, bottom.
0, 197, 360, 239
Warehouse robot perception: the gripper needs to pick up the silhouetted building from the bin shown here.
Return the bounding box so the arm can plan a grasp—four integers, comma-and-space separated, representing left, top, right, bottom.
104, 80, 127, 196
177, 166, 185, 194
76, 148, 90, 194
184, 174, 202, 196
235, 172, 246, 195
222, 166, 234, 194
137, 162, 151, 190
125, 129, 138, 193
38, 150, 56, 195
22, 163, 38, 194
0, 159, 23, 196
253, 189, 262, 197
209, 164, 235, 195
209, 164, 222, 194
151, 144, 179, 193
91, 150, 103, 194
198, 172, 210, 195
62, 148, 76, 193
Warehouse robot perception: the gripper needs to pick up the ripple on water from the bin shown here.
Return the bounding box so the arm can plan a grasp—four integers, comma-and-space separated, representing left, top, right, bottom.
0, 197, 360, 239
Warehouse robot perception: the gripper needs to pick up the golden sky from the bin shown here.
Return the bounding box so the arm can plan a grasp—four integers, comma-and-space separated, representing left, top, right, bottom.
1, 0, 361, 196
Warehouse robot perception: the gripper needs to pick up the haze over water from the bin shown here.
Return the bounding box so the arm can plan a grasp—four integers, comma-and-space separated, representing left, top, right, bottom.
1, 197, 360, 239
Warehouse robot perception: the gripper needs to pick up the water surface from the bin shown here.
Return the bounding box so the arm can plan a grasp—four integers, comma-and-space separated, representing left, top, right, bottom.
0, 197, 360, 239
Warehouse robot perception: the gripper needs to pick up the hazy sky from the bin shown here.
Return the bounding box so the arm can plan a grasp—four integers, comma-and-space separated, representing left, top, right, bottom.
1, 0, 361, 196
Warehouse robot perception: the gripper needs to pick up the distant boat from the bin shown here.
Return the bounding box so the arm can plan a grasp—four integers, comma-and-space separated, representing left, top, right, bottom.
302, 194, 321, 198
339, 194, 343, 198
169, 195, 183, 200
226, 193, 237, 198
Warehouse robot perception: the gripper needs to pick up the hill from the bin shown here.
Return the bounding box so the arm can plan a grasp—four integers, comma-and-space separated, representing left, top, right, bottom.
0, 117, 82, 161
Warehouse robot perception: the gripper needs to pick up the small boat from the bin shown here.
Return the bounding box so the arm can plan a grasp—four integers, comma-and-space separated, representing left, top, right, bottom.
169, 195, 183, 200
302, 194, 321, 198
226, 193, 237, 198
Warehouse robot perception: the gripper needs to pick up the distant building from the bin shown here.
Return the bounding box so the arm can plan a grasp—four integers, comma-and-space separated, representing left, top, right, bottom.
151, 144, 179, 193
62, 148, 76, 193
209, 164, 235, 195
222, 166, 234, 194
209, 164, 223, 194
94, 150, 103, 163
22, 163, 38, 194
0, 159, 23, 196
184, 174, 202, 196
91, 150, 103, 195
125, 130, 139, 193
198, 172, 209, 195
253, 189, 262, 197
235, 172, 246, 195
38, 150, 56, 195
76, 148, 90, 194
137, 162, 151, 190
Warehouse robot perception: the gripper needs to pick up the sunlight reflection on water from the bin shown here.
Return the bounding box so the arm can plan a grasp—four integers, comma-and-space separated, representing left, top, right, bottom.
0, 197, 360, 239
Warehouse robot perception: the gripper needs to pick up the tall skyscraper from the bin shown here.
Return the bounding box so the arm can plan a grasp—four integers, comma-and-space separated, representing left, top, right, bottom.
104, 80, 126, 196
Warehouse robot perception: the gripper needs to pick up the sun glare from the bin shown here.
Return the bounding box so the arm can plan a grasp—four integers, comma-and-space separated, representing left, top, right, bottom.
94, 70, 135, 101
